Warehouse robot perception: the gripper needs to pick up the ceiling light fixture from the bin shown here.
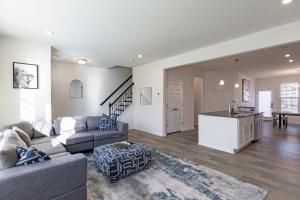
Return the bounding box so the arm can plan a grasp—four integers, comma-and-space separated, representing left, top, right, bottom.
281, 0, 293, 4
45, 30, 55, 36
285, 54, 291, 58
77, 59, 87, 65
289, 59, 294, 63
219, 58, 225, 86
234, 59, 240, 88
138, 54, 143, 58
219, 80, 225, 86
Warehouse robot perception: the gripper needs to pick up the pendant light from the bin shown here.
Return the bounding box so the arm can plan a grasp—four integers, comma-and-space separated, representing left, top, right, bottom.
219, 58, 225, 86
234, 59, 239, 88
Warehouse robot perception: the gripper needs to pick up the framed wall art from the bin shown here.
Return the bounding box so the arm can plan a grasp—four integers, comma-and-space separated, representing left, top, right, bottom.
13, 62, 39, 89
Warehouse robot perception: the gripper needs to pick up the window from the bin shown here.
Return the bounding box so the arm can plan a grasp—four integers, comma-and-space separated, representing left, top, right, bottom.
280, 83, 299, 113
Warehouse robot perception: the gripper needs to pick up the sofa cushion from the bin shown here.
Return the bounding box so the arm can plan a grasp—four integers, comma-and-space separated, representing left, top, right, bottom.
86, 116, 101, 131
93, 130, 122, 141
0, 129, 27, 147
55, 132, 94, 145
0, 129, 27, 170
99, 114, 117, 131
12, 126, 31, 146
49, 152, 71, 159
54, 116, 87, 135
32, 142, 66, 155
31, 136, 56, 145
1, 121, 34, 139
16, 146, 51, 166
33, 121, 54, 138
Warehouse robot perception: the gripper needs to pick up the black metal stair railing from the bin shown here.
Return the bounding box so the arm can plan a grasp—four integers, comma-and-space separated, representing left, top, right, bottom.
109, 83, 134, 119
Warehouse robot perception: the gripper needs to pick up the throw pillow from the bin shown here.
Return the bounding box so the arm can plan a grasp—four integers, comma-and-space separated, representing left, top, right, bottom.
12, 126, 31, 146
99, 114, 117, 131
0, 129, 26, 170
0, 129, 27, 147
16, 146, 51, 166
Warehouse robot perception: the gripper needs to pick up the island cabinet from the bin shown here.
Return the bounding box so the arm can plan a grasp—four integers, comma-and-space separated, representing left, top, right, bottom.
198, 111, 256, 154
238, 116, 255, 149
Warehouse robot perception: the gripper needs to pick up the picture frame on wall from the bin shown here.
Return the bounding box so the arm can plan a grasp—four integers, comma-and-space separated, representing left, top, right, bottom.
140, 87, 152, 105
13, 62, 39, 89
242, 79, 250, 102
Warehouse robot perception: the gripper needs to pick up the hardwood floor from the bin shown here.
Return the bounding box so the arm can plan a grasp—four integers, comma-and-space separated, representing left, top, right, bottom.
128, 122, 300, 200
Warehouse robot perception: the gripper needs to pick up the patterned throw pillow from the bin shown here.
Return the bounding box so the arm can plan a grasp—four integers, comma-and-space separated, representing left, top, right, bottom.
16, 146, 51, 166
99, 114, 117, 131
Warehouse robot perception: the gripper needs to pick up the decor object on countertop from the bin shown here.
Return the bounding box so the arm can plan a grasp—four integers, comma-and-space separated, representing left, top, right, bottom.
87, 147, 268, 200
140, 87, 152, 105
93, 143, 151, 183
99, 114, 117, 131
242, 79, 251, 102
13, 62, 38, 89
16, 146, 51, 166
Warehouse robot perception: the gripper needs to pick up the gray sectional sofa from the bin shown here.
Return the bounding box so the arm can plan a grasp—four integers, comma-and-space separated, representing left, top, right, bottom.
0, 116, 128, 200
54, 115, 128, 153
0, 121, 87, 200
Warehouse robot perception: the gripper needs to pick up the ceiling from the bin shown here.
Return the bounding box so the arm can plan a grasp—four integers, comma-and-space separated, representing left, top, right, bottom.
0, 0, 300, 68
185, 41, 300, 79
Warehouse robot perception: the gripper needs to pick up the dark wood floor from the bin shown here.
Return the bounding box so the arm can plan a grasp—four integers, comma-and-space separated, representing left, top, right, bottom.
129, 122, 300, 200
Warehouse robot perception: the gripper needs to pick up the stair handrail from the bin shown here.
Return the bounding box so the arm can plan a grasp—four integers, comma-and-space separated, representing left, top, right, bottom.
100, 75, 133, 106
109, 83, 134, 107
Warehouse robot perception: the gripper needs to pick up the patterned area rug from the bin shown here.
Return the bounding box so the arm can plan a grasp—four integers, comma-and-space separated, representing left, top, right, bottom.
86, 147, 268, 200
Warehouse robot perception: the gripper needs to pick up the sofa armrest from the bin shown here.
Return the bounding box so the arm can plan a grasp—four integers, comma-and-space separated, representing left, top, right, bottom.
117, 121, 128, 136
0, 154, 87, 200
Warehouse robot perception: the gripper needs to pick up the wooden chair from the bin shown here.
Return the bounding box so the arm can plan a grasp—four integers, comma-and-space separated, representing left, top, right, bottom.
272, 112, 279, 128
283, 116, 288, 128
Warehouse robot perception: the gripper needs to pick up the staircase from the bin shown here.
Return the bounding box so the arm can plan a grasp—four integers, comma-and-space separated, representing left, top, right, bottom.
100, 76, 134, 119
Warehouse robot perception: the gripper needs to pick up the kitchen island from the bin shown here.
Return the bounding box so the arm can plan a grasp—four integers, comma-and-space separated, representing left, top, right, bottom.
198, 111, 261, 154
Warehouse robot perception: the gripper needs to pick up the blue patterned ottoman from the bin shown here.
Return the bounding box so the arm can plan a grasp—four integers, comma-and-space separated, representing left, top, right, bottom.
93, 143, 151, 183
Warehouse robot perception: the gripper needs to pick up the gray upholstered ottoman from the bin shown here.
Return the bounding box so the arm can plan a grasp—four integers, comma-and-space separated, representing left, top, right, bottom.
93, 143, 151, 183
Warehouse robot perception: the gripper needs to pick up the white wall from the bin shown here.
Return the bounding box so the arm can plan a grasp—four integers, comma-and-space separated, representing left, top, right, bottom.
0, 36, 51, 126
194, 77, 203, 125
203, 71, 235, 112
235, 73, 256, 108
256, 75, 300, 124
132, 65, 165, 136
51, 61, 132, 121
133, 21, 300, 136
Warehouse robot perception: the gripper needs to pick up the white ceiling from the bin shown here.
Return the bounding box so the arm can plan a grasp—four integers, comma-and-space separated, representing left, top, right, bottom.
0, 0, 300, 68
185, 41, 300, 79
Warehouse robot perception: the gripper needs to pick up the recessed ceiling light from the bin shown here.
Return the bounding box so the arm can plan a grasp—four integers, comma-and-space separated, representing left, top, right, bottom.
281, 0, 293, 5
45, 30, 55, 36
77, 59, 87, 65
285, 54, 291, 58
289, 59, 294, 63
138, 54, 143, 58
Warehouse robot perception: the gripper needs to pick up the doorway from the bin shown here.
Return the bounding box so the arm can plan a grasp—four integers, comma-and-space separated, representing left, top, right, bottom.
166, 80, 184, 134
258, 90, 273, 119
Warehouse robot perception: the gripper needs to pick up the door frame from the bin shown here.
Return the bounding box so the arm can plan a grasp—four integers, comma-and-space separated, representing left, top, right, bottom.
165, 80, 184, 134
257, 89, 274, 120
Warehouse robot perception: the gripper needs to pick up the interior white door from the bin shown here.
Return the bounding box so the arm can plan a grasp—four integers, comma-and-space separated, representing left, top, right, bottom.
166, 80, 183, 134
258, 90, 273, 118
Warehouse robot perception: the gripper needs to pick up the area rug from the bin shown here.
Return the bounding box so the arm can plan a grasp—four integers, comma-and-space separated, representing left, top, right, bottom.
86, 147, 268, 200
